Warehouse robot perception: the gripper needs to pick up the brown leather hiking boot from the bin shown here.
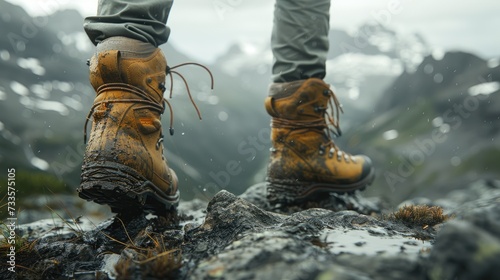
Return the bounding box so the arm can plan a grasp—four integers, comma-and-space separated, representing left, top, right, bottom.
78, 37, 179, 216
265, 78, 374, 205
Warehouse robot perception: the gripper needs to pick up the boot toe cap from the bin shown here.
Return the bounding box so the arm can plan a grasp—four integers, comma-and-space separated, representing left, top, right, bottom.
359, 155, 375, 182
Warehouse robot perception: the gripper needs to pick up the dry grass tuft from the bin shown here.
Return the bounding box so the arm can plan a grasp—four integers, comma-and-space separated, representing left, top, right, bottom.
0, 223, 38, 255
114, 230, 182, 279
390, 205, 449, 228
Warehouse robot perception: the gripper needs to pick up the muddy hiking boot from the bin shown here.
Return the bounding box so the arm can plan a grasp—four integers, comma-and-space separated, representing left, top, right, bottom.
265, 78, 375, 206
78, 37, 196, 216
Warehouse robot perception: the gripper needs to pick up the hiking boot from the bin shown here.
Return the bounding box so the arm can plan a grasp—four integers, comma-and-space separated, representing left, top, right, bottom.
78, 37, 179, 216
265, 78, 374, 205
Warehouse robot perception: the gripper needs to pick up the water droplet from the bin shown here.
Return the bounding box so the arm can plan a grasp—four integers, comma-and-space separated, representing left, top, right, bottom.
433, 73, 444, 83
432, 117, 443, 127
218, 111, 229, 122
424, 64, 434, 74
439, 124, 450, 134
0, 50, 10, 61
450, 156, 461, 166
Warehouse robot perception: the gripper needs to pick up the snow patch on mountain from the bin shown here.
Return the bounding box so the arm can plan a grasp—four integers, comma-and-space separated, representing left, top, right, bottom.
31, 84, 51, 99
11, 81, 29, 96
19, 96, 70, 115
487, 58, 500, 69
58, 31, 93, 53
24, 145, 50, 171
17, 57, 46, 76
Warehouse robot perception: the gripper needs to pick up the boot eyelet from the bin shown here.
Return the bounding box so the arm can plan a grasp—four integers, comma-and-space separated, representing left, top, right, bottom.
319, 145, 326, 156
156, 136, 164, 150
329, 148, 335, 158
323, 89, 330, 96
337, 151, 343, 161
314, 106, 326, 113
159, 82, 166, 92
344, 154, 350, 163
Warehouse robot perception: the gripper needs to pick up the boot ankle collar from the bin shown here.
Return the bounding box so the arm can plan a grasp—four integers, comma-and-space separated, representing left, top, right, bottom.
268, 80, 306, 99
96, 36, 157, 58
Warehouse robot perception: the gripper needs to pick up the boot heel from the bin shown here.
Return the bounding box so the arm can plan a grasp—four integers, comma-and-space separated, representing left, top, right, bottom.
79, 161, 179, 215
266, 177, 371, 206
266, 178, 313, 205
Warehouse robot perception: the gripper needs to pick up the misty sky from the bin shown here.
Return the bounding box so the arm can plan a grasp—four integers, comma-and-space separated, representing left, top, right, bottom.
7, 0, 500, 62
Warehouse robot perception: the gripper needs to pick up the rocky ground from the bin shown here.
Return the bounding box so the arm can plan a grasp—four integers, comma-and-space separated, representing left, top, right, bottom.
1, 180, 500, 280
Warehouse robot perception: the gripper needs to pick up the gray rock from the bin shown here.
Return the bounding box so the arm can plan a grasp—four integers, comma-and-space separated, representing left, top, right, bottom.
4, 180, 500, 280
183, 191, 430, 280
426, 205, 500, 280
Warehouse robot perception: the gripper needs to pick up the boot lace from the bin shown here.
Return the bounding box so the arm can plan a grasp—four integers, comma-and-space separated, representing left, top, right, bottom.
84, 62, 214, 144
272, 87, 356, 162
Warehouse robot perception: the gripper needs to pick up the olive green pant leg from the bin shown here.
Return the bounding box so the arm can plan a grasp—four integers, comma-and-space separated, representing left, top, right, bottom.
272, 0, 331, 83
84, 0, 174, 47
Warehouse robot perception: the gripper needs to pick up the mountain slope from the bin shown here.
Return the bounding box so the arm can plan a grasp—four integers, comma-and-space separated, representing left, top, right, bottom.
350, 51, 500, 203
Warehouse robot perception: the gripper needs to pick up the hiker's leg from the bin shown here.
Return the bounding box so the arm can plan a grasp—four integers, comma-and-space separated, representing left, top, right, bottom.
271, 0, 330, 82
84, 0, 174, 47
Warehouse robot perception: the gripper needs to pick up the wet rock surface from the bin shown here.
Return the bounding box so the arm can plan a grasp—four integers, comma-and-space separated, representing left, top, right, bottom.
425, 181, 500, 280
1, 180, 499, 280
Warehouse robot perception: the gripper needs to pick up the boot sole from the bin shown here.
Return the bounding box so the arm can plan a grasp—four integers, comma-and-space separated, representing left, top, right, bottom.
266, 167, 375, 205
78, 161, 179, 216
